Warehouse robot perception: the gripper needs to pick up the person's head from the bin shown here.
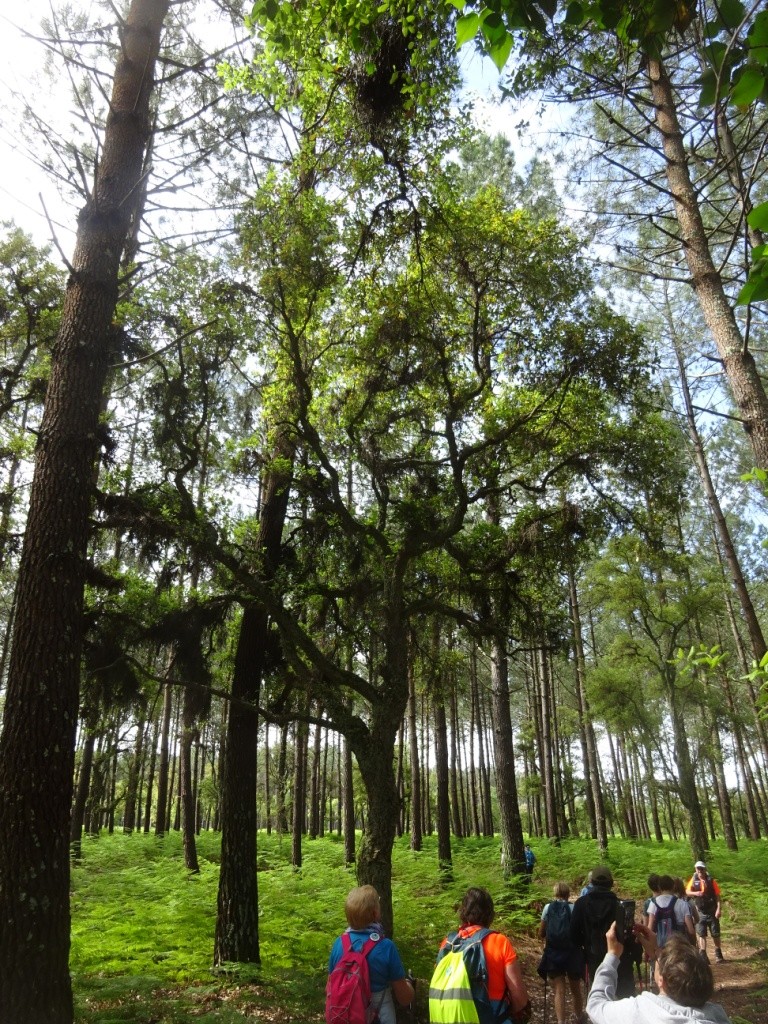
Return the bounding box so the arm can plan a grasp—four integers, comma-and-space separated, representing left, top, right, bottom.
647, 873, 661, 893
591, 865, 614, 889
658, 873, 674, 893
345, 885, 381, 929
656, 934, 714, 1007
672, 877, 686, 899
458, 887, 495, 927
694, 860, 708, 877
553, 881, 570, 900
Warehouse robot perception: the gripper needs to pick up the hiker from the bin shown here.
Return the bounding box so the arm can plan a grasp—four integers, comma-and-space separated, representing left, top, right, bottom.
673, 876, 699, 928
429, 886, 531, 1024
685, 861, 724, 963
647, 873, 695, 946
570, 865, 637, 996
579, 871, 594, 897
524, 844, 536, 877
585, 922, 732, 1024
327, 885, 414, 1024
537, 882, 586, 1024
642, 875, 661, 926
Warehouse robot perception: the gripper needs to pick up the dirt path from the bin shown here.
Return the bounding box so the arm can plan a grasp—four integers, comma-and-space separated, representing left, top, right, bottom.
706, 934, 768, 1023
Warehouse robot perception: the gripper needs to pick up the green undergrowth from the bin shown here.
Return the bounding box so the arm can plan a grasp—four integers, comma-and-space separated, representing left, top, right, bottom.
70, 831, 768, 1022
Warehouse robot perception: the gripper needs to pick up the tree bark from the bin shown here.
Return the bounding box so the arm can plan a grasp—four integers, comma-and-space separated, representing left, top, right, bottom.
292, 714, 309, 868
671, 331, 766, 661
569, 572, 608, 854
123, 712, 147, 834
214, 603, 262, 964
408, 659, 422, 852
489, 628, 525, 876
648, 56, 768, 469
214, 434, 294, 964
154, 678, 174, 837
343, 738, 356, 865
0, 2, 170, 1017
70, 715, 98, 861
180, 704, 200, 873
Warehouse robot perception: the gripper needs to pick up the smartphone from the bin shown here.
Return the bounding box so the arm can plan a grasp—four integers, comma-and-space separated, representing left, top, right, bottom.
619, 899, 636, 937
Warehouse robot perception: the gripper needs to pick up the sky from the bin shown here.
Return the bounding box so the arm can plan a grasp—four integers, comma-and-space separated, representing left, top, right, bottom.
0, 1, 563, 259
0, 2, 81, 247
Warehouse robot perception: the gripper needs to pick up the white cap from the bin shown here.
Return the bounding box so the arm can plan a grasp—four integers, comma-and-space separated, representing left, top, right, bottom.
694, 860, 707, 868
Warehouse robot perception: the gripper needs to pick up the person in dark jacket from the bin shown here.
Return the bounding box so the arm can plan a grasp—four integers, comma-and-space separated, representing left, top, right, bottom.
570, 865, 637, 996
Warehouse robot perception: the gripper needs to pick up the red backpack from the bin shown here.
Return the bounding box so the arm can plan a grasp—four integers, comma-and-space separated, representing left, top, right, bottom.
325, 932, 380, 1024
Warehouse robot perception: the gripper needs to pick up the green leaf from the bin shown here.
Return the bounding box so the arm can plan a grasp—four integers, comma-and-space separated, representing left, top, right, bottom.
697, 69, 718, 106
730, 65, 765, 105
717, 0, 746, 31
537, 0, 557, 18
737, 275, 768, 305
748, 11, 768, 65
647, 0, 676, 34
702, 40, 728, 72
482, 12, 508, 45
448, 0, 467, 9
489, 31, 513, 70
565, 1, 584, 25
748, 201, 768, 231
456, 11, 481, 47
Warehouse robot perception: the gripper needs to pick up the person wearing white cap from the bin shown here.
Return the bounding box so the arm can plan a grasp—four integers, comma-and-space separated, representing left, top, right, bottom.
685, 861, 723, 963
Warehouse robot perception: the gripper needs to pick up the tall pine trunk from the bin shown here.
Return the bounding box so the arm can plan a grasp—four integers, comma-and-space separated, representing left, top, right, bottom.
0, 2, 171, 1018
214, 435, 293, 964
648, 56, 768, 469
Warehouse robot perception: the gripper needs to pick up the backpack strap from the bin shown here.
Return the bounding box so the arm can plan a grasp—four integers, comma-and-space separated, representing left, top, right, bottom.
459, 928, 492, 985
341, 931, 380, 957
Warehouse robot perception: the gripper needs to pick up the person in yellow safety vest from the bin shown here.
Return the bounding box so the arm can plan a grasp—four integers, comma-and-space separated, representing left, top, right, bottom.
429, 887, 530, 1024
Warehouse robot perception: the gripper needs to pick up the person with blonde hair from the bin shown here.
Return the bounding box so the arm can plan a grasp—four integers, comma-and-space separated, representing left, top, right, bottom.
537, 882, 585, 1024
327, 885, 414, 1024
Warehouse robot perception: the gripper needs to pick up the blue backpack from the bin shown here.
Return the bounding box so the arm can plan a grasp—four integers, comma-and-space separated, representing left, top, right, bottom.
652, 897, 682, 948
429, 929, 509, 1024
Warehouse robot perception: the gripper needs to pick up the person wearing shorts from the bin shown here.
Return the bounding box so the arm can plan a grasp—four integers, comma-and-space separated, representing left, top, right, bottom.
537, 882, 585, 1024
685, 861, 723, 963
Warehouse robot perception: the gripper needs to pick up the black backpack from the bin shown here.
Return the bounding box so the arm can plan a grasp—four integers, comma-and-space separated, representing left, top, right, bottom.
582, 892, 619, 961
545, 900, 572, 949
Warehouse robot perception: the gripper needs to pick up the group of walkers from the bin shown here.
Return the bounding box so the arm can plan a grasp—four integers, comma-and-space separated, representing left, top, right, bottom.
536, 861, 725, 1024
325, 860, 729, 1024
